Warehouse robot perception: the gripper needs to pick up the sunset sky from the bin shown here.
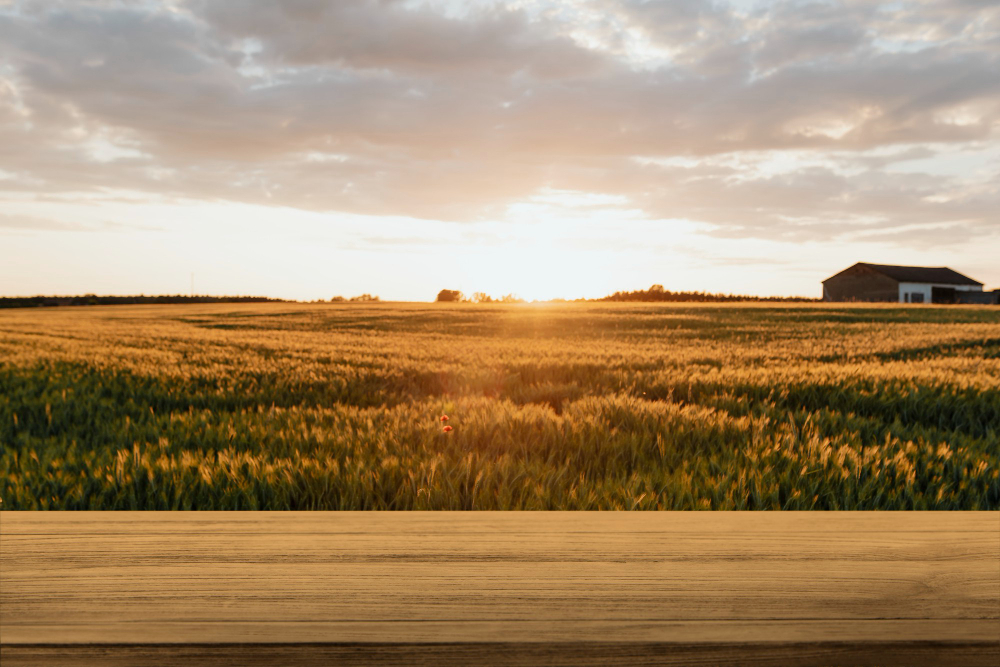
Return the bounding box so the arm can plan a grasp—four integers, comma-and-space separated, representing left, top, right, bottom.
1, 0, 998, 301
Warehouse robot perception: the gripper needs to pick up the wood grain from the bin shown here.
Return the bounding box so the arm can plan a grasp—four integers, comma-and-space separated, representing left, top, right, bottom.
1, 512, 998, 666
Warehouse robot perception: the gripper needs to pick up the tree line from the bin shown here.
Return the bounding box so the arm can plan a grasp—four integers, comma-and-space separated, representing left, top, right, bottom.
436, 290, 525, 303
598, 284, 818, 303
326, 294, 380, 303
0, 295, 287, 309
434, 285, 817, 303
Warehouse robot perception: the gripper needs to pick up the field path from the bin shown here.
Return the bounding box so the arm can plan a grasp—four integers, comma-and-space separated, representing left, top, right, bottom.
1, 511, 997, 665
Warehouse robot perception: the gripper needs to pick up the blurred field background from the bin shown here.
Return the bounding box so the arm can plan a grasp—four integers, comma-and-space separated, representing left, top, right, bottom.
1, 302, 997, 510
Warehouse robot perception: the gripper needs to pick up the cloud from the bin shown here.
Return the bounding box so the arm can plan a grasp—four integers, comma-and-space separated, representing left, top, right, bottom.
197, 0, 609, 78
0, 0, 998, 243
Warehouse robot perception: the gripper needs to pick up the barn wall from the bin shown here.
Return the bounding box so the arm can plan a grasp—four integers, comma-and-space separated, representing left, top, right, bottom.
823, 266, 899, 302
899, 282, 982, 304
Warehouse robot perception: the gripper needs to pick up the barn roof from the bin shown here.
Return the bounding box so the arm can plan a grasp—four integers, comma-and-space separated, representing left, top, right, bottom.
823, 263, 983, 286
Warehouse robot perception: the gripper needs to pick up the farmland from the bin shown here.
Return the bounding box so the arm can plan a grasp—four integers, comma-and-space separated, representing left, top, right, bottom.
1, 302, 998, 510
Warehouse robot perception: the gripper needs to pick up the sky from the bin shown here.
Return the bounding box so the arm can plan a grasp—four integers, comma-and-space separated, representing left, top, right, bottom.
1, 0, 998, 301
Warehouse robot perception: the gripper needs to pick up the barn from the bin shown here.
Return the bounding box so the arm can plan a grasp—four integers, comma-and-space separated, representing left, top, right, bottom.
822, 263, 986, 303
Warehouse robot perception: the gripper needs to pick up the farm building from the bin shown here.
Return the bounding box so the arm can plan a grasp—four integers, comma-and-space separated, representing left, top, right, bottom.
822, 263, 990, 303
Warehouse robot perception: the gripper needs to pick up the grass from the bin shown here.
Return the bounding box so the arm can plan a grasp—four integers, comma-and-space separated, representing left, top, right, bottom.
1, 301, 998, 510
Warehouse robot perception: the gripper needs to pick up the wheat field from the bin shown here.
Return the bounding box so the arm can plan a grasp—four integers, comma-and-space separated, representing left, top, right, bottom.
1, 302, 997, 510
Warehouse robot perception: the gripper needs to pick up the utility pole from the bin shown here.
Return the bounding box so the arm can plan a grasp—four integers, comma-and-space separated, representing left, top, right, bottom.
191, 272, 194, 297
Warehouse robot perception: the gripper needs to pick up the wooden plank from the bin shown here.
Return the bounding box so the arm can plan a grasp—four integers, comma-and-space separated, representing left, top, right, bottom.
1, 512, 998, 666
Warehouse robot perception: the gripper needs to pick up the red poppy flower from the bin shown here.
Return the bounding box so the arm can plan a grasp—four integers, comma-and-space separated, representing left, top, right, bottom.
442, 425, 453, 432
440, 415, 449, 421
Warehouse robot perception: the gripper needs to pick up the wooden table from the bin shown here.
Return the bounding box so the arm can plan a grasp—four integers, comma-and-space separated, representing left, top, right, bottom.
1, 512, 997, 666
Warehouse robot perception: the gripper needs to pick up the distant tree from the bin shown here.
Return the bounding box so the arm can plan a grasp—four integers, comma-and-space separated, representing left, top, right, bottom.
596, 284, 817, 303
330, 296, 346, 302
349, 294, 380, 302
499, 293, 524, 303
1, 294, 287, 309
472, 292, 493, 303
436, 289, 464, 302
